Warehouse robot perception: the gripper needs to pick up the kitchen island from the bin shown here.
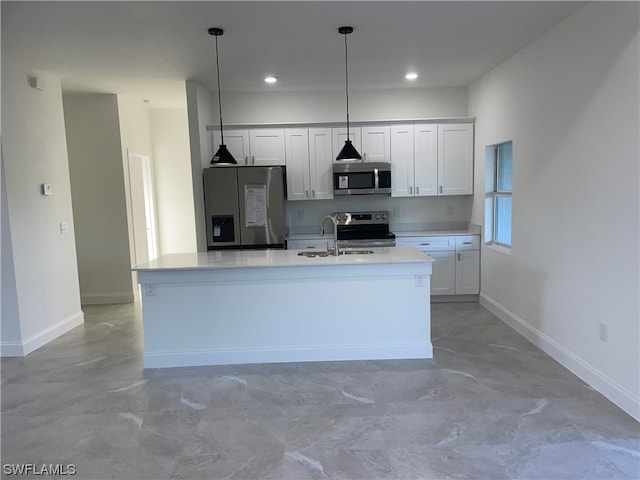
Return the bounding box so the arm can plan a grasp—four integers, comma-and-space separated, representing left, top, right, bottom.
134, 247, 433, 368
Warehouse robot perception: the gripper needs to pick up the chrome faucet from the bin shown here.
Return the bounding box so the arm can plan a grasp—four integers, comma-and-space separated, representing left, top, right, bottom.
320, 214, 339, 256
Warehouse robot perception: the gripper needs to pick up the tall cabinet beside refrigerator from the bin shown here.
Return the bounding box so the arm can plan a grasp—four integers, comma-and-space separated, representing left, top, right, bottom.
203, 166, 286, 250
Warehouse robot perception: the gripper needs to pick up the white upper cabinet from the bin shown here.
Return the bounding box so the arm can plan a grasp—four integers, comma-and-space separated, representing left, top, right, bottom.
414, 124, 438, 196
212, 129, 250, 165
332, 127, 361, 161
391, 124, 437, 197
391, 123, 472, 197
437, 123, 474, 195
285, 129, 310, 201
361, 126, 391, 163
308, 128, 334, 200
249, 129, 286, 166
285, 128, 333, 201
212, 129, 286, 166
390, 125, 414, 197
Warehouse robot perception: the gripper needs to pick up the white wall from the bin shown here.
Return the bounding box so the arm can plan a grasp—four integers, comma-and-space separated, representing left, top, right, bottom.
220, 87, 468, 125
186, 80, 214, 252
469, 2, 639, 420
63, 93, 134, 305
149, 108, 197, 255
1, 154, 21, 345
116, 96, 155, 269
1, 62, 83, 355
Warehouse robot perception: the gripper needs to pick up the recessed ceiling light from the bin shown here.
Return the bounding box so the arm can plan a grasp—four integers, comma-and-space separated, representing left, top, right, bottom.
264, 76, 278, 84
405, 72, 418, 81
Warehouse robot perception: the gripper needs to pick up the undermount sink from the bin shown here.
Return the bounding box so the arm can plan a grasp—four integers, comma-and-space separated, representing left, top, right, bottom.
297, 251, 329, 258
297, 249, 374, 258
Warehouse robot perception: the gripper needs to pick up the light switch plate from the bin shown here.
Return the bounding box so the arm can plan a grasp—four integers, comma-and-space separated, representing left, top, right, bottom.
41, 184, 52, 196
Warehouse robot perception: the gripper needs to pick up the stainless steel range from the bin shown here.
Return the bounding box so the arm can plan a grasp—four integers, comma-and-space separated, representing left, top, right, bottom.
333, 211, 396, 249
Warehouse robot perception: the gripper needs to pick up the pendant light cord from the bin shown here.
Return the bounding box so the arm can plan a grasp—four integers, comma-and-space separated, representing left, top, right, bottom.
215, 34, 224, 145
344, 32, 350, 142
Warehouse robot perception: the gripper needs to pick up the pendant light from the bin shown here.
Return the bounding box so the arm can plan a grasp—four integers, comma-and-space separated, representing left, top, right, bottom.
209, 27, 237, 166
336, 26, 362, 162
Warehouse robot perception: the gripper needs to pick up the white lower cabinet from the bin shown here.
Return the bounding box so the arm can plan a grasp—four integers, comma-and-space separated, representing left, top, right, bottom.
456, 250, 480, 294
429, 251, 456, 295
397, 234, 479, 296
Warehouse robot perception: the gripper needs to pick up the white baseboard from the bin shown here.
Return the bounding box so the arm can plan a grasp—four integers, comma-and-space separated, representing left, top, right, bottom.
1, 310, 84, 357
144, 343, 434, 369
81, 292, 134, 305
480, 293, 639, 422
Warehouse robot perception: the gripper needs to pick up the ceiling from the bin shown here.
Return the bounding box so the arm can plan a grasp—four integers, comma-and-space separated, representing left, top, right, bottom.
2, 1, 586, 109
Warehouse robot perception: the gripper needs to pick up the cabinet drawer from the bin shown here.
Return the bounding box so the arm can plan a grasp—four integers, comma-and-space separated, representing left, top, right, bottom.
455, 235, 480, 251
398, 236, 455, 252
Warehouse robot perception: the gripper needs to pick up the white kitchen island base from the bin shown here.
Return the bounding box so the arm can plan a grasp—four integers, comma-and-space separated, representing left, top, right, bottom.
135, 248, 433, 368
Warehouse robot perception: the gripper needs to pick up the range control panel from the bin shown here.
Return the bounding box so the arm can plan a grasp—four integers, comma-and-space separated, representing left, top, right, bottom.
333, 211, 389, 225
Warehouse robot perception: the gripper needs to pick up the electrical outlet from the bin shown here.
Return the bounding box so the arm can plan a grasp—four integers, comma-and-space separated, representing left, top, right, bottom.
394, 207, 401, 217
144, 284, 156, 297
599, 323, 608, 342
59, 221, 69, 234
415, 275, 425, 287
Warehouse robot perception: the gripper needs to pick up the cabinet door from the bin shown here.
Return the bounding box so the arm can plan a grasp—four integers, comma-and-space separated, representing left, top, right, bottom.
285, 129, 310, 201
213, 129, 250, 166
390, 125, 414, 197
332, 127, 361, 161
308, 128, 334, 200
362, 126, 391, 163
414, 124, 438, 196
249, 129, 286, 166
438, 124, 474, 195
430, 251, 456, 295
455, 249, 480, 294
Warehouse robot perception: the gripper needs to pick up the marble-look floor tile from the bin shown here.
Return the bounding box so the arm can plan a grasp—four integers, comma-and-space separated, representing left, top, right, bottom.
1, 301, 638, 480
282, 448, 394, 480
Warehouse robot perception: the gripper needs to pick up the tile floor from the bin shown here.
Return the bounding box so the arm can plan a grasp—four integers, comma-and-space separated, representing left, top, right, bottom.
1, 302, 638, 479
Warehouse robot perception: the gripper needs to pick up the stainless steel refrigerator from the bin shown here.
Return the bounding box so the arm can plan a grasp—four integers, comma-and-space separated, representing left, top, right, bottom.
203, 166, 285, 250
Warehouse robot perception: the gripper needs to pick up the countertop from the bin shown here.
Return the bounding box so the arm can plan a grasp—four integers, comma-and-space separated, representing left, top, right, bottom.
134, 247, 433, 272
394, 229, 480, 237
287, 226, 481, 241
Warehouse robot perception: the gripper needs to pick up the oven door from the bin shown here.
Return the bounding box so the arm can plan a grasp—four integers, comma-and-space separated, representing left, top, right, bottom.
338, 239, 396, 249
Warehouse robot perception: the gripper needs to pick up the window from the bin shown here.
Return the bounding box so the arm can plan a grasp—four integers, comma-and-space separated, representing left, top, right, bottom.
485, 141, 512, 248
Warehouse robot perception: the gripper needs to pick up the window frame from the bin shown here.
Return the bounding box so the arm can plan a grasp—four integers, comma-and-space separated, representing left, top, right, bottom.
485, 141, 512, 249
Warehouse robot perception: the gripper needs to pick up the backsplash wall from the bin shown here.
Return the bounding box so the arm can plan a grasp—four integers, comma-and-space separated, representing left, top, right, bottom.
285, 195, 473, 234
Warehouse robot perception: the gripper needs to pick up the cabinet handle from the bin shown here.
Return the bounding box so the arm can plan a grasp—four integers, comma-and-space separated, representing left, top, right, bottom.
363, 152, 367, 162
409, 186, 413, 195
416, 186, 420, 195
439, 186, 443, 194
458, 253, 461, 261
305, 190, 309, 198
463, 242, 472, 245
420, 243, 430, 245
244, 156, 249, 166
312, 189, 316, 198
251, 155, 255, 165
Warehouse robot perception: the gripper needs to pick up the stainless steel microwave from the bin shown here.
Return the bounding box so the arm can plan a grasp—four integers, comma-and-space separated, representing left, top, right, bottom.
333, 162, 392, 196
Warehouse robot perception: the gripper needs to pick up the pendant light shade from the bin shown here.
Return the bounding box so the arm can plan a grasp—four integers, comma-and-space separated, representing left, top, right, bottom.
336, 26, 362, 162
209, 27, 237, 166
